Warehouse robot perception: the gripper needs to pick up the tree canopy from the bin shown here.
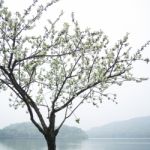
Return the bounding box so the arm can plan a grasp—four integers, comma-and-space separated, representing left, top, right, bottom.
0, 0, 149, 149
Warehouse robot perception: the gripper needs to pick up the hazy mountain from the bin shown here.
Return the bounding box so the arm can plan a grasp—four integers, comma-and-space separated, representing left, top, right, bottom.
87, 116, 150, 138
0, 122, 87, 140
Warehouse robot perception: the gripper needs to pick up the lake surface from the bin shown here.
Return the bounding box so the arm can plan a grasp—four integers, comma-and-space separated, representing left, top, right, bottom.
0, 138, 150, 150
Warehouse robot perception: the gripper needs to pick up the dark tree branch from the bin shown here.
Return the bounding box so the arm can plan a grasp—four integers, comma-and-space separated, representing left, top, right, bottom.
55, 105, 68, 132
55, 68, 126, 113
0, 78, 22, 99
52, 56, 82, 108
6, 71, 48, 132
56, 91, 91, 132
23, 97, 45, 135
8, 53, 13, 70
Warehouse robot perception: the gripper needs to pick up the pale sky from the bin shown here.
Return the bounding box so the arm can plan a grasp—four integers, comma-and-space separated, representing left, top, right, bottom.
0, 0, 150, 130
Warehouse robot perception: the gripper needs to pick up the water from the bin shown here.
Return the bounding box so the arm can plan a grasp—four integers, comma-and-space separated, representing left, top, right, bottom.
0, 138, 150, 150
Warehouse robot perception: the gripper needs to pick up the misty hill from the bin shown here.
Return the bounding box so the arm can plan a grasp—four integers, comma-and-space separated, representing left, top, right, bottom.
87, 116, 150, 138
0, 122, 87, 140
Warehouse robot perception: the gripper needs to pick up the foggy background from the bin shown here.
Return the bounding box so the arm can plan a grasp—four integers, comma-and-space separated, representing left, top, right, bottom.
0, 0, 150, 130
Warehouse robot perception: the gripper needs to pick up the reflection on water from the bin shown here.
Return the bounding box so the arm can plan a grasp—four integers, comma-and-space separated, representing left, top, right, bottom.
57, 140, 84, 150
0, 139, 46, 150
81, 138, 150, 150
0, 139, 84, 150
0, 138, 150, 150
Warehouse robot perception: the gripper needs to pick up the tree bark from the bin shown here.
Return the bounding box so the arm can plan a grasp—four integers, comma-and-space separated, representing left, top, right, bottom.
46, 135, 56, 150
45, 112, 57, 150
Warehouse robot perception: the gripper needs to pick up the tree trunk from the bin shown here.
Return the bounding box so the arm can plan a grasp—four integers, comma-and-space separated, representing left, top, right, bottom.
45, 112, 57, 150
46, 135, 56, 150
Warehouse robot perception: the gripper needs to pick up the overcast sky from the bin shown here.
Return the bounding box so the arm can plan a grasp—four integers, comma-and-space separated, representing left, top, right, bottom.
0, 0, 150, 130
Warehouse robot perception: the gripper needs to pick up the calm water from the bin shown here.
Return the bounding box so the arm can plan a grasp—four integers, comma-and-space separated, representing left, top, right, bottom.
0, 138, 150, 150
